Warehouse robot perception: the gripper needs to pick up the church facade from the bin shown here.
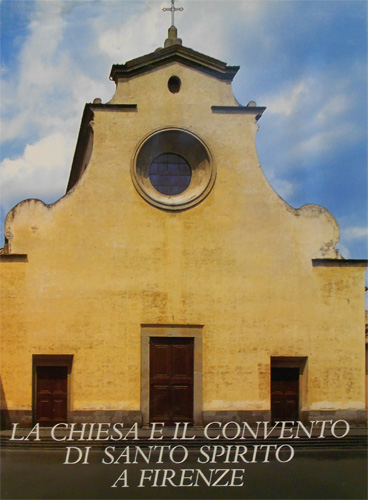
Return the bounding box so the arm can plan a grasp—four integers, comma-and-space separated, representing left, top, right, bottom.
1, 27, 367, 428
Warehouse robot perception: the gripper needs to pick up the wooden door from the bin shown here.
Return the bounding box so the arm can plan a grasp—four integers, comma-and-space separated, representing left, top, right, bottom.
271, 367, 299, 421
36, 366, 68, 426
150, 337, 194, 424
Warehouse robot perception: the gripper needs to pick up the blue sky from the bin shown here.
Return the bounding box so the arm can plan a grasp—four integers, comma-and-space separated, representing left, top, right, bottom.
1, 0, 367, 264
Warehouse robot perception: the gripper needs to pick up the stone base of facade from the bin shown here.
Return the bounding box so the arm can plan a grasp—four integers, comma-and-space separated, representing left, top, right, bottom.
202, 410, 271, 424
303, 409, 367, 426
70, 410, 142, 426
1, 408, 366, 429
1, 410, 142, 429
203, 409, 367, 426
1, 410, 32, 429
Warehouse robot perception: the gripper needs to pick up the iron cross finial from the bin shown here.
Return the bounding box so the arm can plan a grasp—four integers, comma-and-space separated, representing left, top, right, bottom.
162, 0, 183, 27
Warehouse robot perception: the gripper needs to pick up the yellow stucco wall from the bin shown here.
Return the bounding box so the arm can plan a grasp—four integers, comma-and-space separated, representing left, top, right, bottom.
1, 60, 366, 422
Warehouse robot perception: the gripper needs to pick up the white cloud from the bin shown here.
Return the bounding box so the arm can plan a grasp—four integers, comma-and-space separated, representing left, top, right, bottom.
297, 122, 359, 156
270, 178, 295, 201
341, 227, 368, 241
1, 3, 69, 142
0, 0, 114, 145
263, 166, 296, 201
96, 1, 267, 65
17, 1, 67, 89
181, 1, 267, 60
315, 94, 350, 126
0, 133, 74, 211
97, 2, 165, 61
261, 74, 363, 165
266, 82, 306, 117
335, 243, 350, 259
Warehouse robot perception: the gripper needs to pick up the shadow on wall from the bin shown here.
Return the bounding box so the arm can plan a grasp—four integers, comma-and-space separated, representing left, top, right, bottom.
0, 376, 11, 429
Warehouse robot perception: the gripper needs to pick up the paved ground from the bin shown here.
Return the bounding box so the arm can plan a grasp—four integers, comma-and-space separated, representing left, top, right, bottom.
1, 447, 367, 499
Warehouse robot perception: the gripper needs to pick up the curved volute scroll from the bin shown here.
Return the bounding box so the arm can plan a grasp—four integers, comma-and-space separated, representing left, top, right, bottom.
3, 199, 51, 255
292, 203, 341, 259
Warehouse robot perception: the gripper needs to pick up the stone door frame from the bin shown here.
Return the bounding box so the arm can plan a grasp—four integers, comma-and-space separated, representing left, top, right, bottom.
32, 354, 73, 426
141, 325, 203, 426
270, 356, 308, 420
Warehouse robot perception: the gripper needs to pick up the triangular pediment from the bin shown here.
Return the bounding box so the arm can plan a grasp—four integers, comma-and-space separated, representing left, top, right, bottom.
110, 44, 239, 82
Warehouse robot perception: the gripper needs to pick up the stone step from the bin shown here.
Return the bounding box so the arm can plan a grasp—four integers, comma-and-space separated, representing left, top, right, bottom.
1, 435, 366, 450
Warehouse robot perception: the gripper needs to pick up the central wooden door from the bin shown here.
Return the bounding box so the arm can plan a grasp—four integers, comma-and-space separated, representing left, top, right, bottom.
36, 366, 68, 426
150, 337, 194, 425
271, 367, 299, 421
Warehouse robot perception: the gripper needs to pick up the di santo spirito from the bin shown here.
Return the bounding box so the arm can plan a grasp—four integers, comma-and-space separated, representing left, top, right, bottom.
10, 419, 350, 442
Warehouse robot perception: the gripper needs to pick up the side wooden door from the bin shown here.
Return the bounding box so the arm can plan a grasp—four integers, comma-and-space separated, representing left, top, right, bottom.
36, 366, 68, 426
150, 337, 194, 425
271, 367, 299, 421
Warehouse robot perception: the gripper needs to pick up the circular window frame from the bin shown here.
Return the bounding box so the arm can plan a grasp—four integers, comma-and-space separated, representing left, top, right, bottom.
131, 128, 215, 211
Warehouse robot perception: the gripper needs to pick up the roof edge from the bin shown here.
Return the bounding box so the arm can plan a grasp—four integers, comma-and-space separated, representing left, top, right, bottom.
312, 259, 368, 268
110, 44, 239, 83
0, 254, 28, 262
212, 105, 266, 121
